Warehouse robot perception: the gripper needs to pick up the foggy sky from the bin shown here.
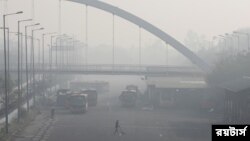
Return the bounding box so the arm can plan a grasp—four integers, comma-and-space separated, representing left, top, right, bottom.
0, 0, 250, 67
1, 0, 250, 53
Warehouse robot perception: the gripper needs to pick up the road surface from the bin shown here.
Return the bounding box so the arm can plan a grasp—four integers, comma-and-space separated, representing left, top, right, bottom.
43, 94, 216, 141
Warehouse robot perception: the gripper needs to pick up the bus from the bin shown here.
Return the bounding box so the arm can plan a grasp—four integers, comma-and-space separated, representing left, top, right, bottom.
81, 89, 98, 106
68, 93, 88, 113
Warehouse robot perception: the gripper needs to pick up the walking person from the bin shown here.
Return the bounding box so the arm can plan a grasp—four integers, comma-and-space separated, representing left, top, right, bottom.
113, 120, 125, 135
114, 120, 120, 135
51, 107, 55, 119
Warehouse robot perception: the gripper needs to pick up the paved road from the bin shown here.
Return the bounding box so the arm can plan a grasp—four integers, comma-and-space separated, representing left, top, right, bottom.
44, 94, 215, 141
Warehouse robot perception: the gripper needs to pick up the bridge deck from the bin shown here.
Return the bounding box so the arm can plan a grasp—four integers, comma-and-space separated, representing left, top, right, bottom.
2, 64, 205, 76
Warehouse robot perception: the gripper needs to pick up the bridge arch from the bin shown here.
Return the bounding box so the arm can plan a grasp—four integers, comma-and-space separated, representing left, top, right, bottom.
68, 0, 210, 72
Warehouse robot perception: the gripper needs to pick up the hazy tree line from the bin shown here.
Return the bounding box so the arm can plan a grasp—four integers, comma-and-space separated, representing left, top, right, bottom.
184, 29, 250, 85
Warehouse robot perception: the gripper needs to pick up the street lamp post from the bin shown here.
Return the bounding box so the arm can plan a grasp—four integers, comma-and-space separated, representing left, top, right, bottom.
50, 35, 68, 68
3, 10, 23, 134
0, 27, 9, 94
20, 32, 23, 104
63, 37, 73, 66
232, 34, 240, 54
1, 27, 10, 97
139, 27, 141, 66
31, 27, 44, 107
218, 35, 227, 51
42, 32, 57, 95
55, 34, 67, 67
72, 40, 81, 66
17, 32, 26, 104
225, 33, 235, 55
234, 31, 250, 52
25, 23, 40, 113
17, 18, 32, 122
8, 32, 36, 96
36, 39, 41, 70
49, 35, 58, 93
50, 35, 57, 70
6, 32, 27, 97
212, 36, 220, 53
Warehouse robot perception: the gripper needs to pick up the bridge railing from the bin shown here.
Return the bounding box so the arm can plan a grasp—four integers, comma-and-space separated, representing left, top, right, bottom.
51, 64, 200, 74
1, 63, 202, 75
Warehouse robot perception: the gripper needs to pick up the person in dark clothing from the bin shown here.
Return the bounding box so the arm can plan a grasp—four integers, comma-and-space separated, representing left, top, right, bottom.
114, 120, 125, 135
114, 120, 120, 135
51, 108, 55, 119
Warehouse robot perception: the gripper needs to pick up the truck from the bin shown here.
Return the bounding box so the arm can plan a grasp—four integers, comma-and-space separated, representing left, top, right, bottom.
69, 81, 109, 94
125, 85, 141, 97
126, 85, 139, 92
81, 89, 98, 106
119, 90, 137, 107
68, 92, 88, 113
56, 89, 71, 107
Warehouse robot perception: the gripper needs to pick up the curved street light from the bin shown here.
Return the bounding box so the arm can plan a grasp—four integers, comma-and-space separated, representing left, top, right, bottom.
42, 32, 57, 94
24, 23, 40, 113
31, 27, 44, 107
234, 31, 250, 52
17, 18, 32, 122
3, 10, 23, 134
